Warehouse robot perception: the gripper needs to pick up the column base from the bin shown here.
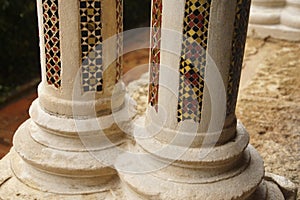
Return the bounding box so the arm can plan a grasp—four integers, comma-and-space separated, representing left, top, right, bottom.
0, 152, 125, 199
117, 120, 297, 200
0, 98, 297, 199
0, 93, 135, 199
119, 145, 265, 200
248, 24, 300, 41
119, 151, 297, 200
0, 152, 296, 199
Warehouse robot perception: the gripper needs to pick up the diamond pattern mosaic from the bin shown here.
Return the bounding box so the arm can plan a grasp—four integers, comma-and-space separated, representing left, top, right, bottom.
80, 0, 103, 92
226, 0, 251, 116
42, 0, 61, 88
177, 0, 211, 123
115, 0, 123, 82
148, 0, 162, 111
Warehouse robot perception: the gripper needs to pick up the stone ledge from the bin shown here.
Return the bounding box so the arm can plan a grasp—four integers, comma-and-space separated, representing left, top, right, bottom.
248, 24, 300, 41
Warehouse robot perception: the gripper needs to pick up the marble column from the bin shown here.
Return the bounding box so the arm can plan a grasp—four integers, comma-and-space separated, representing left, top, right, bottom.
248, 0, 300, 41
0, 0, 134, 198
118, 0, 293, 199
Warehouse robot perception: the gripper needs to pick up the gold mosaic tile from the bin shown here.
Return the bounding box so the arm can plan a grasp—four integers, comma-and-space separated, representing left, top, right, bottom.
115, 0, 123, 82
80, 0, 103, 92
178, 0, 211, 123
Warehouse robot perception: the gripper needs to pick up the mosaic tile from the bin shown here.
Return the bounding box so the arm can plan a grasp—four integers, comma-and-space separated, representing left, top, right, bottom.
226, 0, 251, 116
115, 0, 123, 82
80, 0, 103, 92
177, 0, 211, 123
148, 0, 162, 111
42, 0, 61, 88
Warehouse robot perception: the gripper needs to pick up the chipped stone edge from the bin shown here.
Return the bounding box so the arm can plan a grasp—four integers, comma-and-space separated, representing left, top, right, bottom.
264, 172, 298, 200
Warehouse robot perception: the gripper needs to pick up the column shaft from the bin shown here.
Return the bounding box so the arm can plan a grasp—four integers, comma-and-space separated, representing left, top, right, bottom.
38, 0, 125, 117
147, 0, 250, 146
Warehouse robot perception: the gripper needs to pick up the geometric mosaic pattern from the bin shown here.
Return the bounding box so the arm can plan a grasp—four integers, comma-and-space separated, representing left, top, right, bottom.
148, 0, 162, 111
80, 0, 103, 92
42, 0, 61, 88
115, 0, 123, 82
177, 0, 212, 123
226, 0, 251, 116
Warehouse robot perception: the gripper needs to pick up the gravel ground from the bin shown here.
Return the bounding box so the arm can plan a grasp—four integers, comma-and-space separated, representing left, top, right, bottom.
238, 38, 300, 198
127, 38, 300, 198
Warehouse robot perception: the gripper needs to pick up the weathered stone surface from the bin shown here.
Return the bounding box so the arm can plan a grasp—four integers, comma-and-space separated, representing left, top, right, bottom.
248, 0, 300, 41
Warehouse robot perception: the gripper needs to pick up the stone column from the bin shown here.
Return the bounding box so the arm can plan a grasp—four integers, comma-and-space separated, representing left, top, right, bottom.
281, 0, 300, 31
118, 0, 289, 199
0, 0, 134, 198
248, 0, 300, 41
249, 0, 285, 26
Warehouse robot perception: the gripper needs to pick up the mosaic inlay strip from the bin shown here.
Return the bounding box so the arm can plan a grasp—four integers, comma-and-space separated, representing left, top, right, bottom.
177, 0, 211, 123
148, 0, 162, 111
80, 0, 103, 92
42, 0, 61, 88
115, 0, 123, 82
226, 0, 251, 116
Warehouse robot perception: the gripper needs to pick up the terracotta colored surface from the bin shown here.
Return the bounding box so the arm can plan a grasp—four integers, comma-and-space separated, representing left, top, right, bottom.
0, 91, 38, 158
